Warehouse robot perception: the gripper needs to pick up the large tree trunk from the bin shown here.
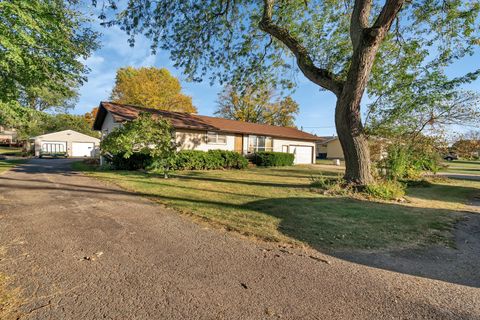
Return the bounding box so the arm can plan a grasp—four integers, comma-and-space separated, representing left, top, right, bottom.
335, 94, 373, 185
334, 31, 384, 186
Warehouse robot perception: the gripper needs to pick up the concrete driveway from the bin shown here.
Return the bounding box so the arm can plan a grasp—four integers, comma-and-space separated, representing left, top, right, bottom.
0, 159, 479, 319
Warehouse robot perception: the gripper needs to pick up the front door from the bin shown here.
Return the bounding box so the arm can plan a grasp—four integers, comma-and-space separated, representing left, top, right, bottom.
234, 134, 243, 153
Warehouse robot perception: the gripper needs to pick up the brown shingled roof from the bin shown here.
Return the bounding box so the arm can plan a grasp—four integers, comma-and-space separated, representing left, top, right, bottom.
94, 101, 319, 141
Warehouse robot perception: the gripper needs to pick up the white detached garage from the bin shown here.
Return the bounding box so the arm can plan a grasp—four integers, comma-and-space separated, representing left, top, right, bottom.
31, 130, 100, 158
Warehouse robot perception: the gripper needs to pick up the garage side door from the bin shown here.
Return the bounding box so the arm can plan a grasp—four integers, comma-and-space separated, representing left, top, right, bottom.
72, 142, 95, 157
290, 146, 313, 164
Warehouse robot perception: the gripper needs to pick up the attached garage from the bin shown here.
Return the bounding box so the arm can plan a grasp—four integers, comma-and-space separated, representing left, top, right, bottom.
289, 145, 314, 164
31, 130, 100, 158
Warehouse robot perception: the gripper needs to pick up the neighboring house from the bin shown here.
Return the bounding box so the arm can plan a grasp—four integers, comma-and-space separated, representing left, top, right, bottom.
0, 126, 18, 145
316, 135, 389, 160
93, 102, 318, 164
316, 136, 344, 159
31, 130, 100, 158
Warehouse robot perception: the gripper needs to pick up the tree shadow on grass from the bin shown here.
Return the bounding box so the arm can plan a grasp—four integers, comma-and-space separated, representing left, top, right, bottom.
406, 182, 480, 206
244, 196, 480, 288
169, 173, 308, 188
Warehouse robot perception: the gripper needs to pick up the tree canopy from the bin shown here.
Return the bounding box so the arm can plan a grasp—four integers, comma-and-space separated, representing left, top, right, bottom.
97, 0, 479, 92
366, 78, 480, 139
215, 85, 299, 127
0, 0, 99, 113
0, 101, 97, 141
110, 67, 197, 113
84, 107, 99, 127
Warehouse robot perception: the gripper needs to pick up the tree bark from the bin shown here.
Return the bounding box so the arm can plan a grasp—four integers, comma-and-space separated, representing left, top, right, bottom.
335, 93, 373, 185
334, 30, 383, 185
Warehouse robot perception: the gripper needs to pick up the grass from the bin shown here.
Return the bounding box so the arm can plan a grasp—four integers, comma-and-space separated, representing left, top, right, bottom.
0, 245, 21, 320
440, 159, 480, 176
73, 162, 480, 250
0, 147, 22, 157
315, 158, 341, 165
0, 274, 21, 320
0, 160, 26, 174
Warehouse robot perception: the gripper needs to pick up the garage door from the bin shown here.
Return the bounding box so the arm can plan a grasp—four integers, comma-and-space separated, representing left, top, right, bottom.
290, 146, 313, 164
72, 142, 95, 157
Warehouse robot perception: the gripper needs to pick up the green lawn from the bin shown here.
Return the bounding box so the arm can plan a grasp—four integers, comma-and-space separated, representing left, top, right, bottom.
73, 162, 480, 250
440, 160, 480, 176
0, 160, 26, 174
0, 147, 23, 157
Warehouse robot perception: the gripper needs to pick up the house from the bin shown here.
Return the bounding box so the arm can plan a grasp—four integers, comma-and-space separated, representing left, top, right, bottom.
0, 126, 18, 145
316, 136, 344, 159
31, 130, 100, 158
93, 102, 318, 164
316, 135, 390, 160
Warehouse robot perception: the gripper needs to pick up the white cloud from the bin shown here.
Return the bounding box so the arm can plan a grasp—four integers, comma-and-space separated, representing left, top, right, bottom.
84, 54, 105, 68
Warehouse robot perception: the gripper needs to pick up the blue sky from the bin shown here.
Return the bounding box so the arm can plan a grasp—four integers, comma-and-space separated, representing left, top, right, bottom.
75, 21, 480, 137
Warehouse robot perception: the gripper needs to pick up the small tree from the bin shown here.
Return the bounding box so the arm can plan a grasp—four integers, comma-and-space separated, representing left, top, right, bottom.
100, 113, 177, 177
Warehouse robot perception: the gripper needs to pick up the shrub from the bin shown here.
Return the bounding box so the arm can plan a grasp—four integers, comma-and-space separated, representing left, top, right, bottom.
309, 174, 349, 195
208, 149, 249, 169
175, 150, 207, 170
254, 151, 294, 166
107, 153, 152, 170
309, 174, 336, 189
175, 150, 248, 170
379, 143, 441, 181
364, 180, 406, 200
106, 149, 248, 171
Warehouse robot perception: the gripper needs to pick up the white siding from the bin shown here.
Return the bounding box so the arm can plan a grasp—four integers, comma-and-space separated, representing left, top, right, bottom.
101, 112, 121, 136
175, 129, 235, 152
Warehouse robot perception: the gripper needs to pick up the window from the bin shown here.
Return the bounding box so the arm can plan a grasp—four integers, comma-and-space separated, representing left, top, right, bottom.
207, 131, 227, 144
248, 135, 273, 152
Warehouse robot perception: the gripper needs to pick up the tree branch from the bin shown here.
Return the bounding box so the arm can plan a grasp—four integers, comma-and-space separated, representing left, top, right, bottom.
258, 0, 344, 96
350, 0, 372, 49
372, 0, 405, 33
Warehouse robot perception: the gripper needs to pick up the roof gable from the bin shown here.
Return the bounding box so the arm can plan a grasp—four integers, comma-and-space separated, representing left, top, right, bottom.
94, 102, 319, 141
32, 130, 99, 142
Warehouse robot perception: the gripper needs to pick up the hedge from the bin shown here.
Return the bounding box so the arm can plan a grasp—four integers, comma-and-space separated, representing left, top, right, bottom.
254, 151, 294, 166
175, 150, 248, 170
108, 150, 248, 170
107, 153, 152, 170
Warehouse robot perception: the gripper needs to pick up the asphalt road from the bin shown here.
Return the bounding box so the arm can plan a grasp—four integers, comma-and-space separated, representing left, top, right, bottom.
0, 159, 479, 319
